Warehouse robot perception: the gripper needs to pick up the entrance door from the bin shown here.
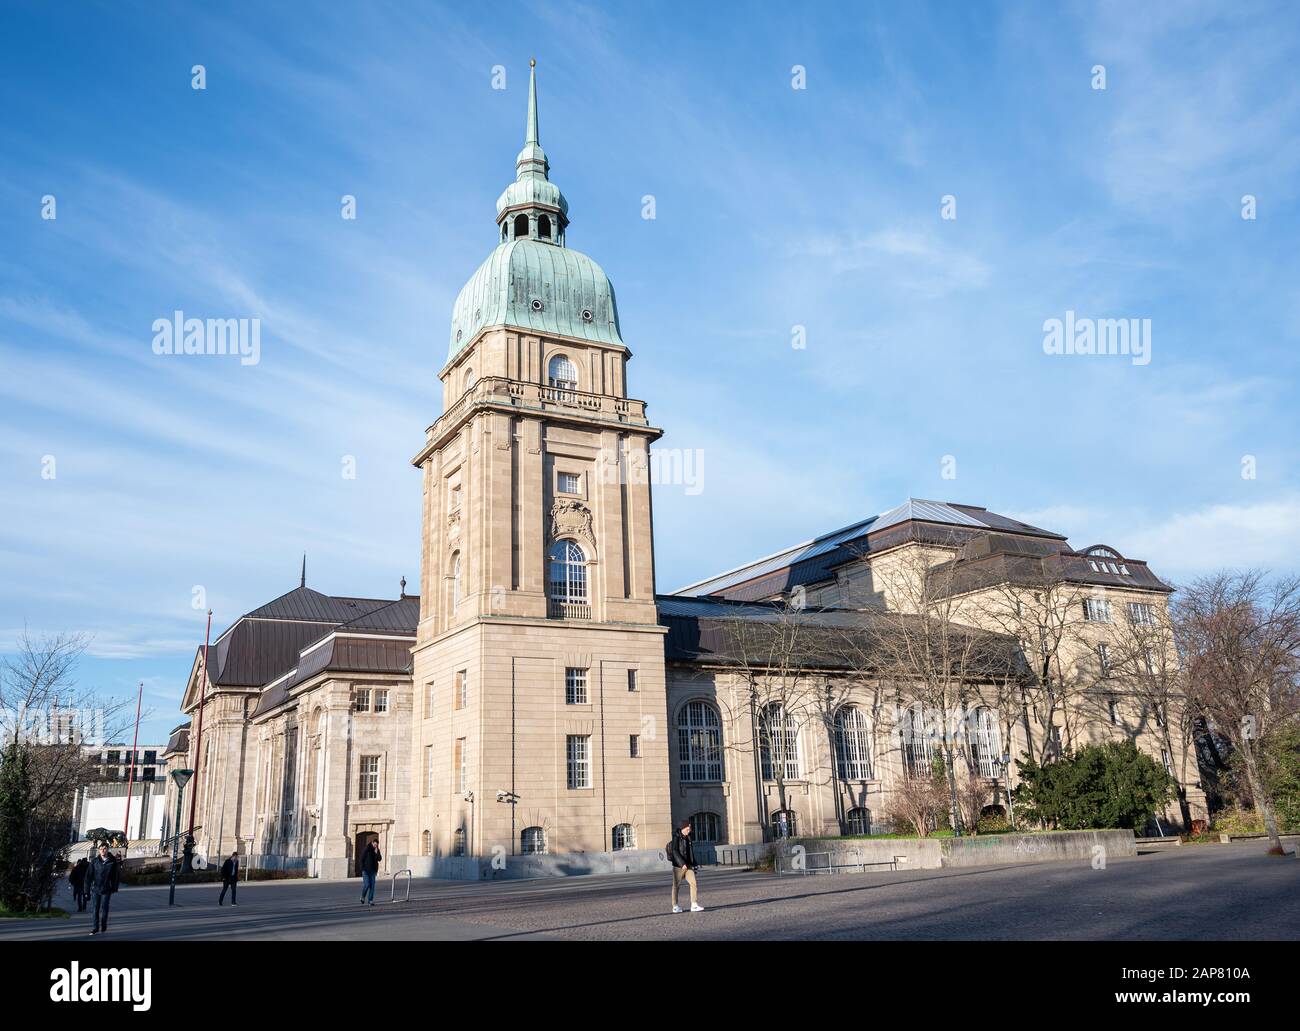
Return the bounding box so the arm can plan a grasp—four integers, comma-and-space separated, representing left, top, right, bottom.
353, 831, 379, 877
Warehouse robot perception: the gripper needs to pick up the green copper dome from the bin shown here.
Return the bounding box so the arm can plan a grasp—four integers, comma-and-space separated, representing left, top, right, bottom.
447, 62, 621, 363
448, 240, 623, 358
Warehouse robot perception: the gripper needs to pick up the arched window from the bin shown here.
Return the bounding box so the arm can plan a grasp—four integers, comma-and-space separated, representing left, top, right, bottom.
846, 807, 872, 836
688, 811, 722, 844
770, 808, 798, 838
547, 539, 588, 618
611, 823, 635, 850
967, 706, 1002, 779
463, 367, 475, 392
901, 704, 936, 779
759, 703, 800, 781
835, 705, 874, 780
452, 827, 466, 857
547, 353, 578, 391
513, 213, 529, 239
421, 830, 431, 856
537, 214, 552, 239
676, 701, 723, 782
521, 826, 546, 854
449, 552, 462, 609
500, 222, 508, 242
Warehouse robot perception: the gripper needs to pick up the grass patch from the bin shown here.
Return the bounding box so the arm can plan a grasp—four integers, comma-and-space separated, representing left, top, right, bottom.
0, 904, 70, 920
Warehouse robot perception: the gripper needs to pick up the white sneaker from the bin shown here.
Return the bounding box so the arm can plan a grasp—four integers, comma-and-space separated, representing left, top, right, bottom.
690, 903, 704, 912
671, 905, 682, 913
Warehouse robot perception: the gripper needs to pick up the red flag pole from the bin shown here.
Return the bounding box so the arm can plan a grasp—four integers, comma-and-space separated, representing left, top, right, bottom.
187, 609, 213, 838
122, 679, 143, 845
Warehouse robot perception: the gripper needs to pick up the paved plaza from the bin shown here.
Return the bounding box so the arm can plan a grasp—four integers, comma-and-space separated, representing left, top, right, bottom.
3, 843, 1295, 941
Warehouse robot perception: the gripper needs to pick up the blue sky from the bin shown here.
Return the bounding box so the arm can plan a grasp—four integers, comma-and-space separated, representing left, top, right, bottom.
2, 0, 1298, 741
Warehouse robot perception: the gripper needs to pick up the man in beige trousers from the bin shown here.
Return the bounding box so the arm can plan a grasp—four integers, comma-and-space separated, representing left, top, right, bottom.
669, 818, 704, 913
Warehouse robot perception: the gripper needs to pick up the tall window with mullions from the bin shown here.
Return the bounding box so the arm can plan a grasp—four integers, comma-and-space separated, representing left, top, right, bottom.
677, 700, 723, 782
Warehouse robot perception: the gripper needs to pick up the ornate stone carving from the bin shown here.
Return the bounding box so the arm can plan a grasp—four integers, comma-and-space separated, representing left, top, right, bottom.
550, 498, 595, 551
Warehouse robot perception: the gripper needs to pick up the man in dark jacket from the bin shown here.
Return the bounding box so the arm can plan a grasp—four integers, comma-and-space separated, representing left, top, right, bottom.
69, 857, 89, 911
668, 818, 704, 913
218, 851, 239, 906
359, 840, 382, 906
88, 843, 119, 935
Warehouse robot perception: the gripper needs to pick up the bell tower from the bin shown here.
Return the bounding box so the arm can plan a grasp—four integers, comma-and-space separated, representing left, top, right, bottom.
409, 63, 671, 875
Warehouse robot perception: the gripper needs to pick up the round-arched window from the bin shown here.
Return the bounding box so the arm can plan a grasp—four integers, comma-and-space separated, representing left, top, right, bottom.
538, 214, 552, 239
547, 540, 587, 615
547, 354, 578, 391
513, 213, 529, 238
611, 823, 635, 850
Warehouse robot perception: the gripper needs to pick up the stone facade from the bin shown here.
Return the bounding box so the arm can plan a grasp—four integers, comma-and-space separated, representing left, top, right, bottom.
160, 69, 1208, 882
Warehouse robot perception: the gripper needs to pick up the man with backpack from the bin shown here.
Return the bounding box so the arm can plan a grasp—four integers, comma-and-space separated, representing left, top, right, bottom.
667, 818, 704, 913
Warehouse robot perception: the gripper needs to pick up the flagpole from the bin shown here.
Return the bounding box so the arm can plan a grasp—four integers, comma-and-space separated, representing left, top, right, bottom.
122, 679, 143, 845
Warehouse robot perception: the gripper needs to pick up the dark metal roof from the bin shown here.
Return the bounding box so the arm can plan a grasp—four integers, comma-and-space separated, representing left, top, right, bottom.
656, 595, 1023, 677
673, 498, 1068, 600
163, 722, 191, 757
242, 587, 393, 623
337, 595, 420, 634
251, 634, 415, 719
209, 619, 338, 687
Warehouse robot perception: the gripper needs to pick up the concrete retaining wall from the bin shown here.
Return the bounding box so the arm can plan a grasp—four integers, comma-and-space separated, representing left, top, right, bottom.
408, 847, 671, 881
781, 829, 1136, 872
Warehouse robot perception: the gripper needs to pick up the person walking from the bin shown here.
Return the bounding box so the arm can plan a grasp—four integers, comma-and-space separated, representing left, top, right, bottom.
69, 857, 89, 912
88, 843, 119, 936
359, 839, 381, 906
668, 818, 704, 913
219, 851, 240, 906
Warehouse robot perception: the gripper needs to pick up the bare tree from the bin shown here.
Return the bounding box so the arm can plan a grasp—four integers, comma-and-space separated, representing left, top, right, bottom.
961, 565, 1096, 763
842, 547, 1014, 835
1106, 602, 1198, 830
0, 630, 133, 910
717, 597, 859, 839
1174, 571, 1300, 853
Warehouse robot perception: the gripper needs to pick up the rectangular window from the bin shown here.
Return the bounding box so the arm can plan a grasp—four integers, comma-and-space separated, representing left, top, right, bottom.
455, 671, 467, 710
558, 471, 581, 495
565, 667, 588, 705
1097, 642, 1111, 677
629, 734, 640, 758
143, 768, 155, 781
1128, 602, 1156, 625
424, 680, 435, 715
1143, 648, 1158, 675
355, 688, 372, 713
423, 745, 433, 797
106, 750, 119, 766
1083, 598, 1112, 623
1161, 749, 1173, 774
374, 689, 389, 714
358, 755, 380, 800
144, 750, 156, 764
1107, 695, 1119, 725
567, 735, 591, 789
627, 669, 638, 692
454, 738, 466, 793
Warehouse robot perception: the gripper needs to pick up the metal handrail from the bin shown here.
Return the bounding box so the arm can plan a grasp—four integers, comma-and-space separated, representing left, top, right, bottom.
389, 868, 412, 903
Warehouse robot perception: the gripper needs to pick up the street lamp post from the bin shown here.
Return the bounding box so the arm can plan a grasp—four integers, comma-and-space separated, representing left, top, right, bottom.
168, 768, 194, 906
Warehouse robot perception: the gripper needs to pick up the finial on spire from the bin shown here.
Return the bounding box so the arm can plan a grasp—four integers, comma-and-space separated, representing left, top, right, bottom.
300, 553, 306, 589
525, 60, 540, 147
400, 575, 407, 596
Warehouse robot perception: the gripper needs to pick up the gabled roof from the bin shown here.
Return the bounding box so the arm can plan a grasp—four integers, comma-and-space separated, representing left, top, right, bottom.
181, 586, 410, 710
243, 586, 394, 623
672, 499, 1066, 599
